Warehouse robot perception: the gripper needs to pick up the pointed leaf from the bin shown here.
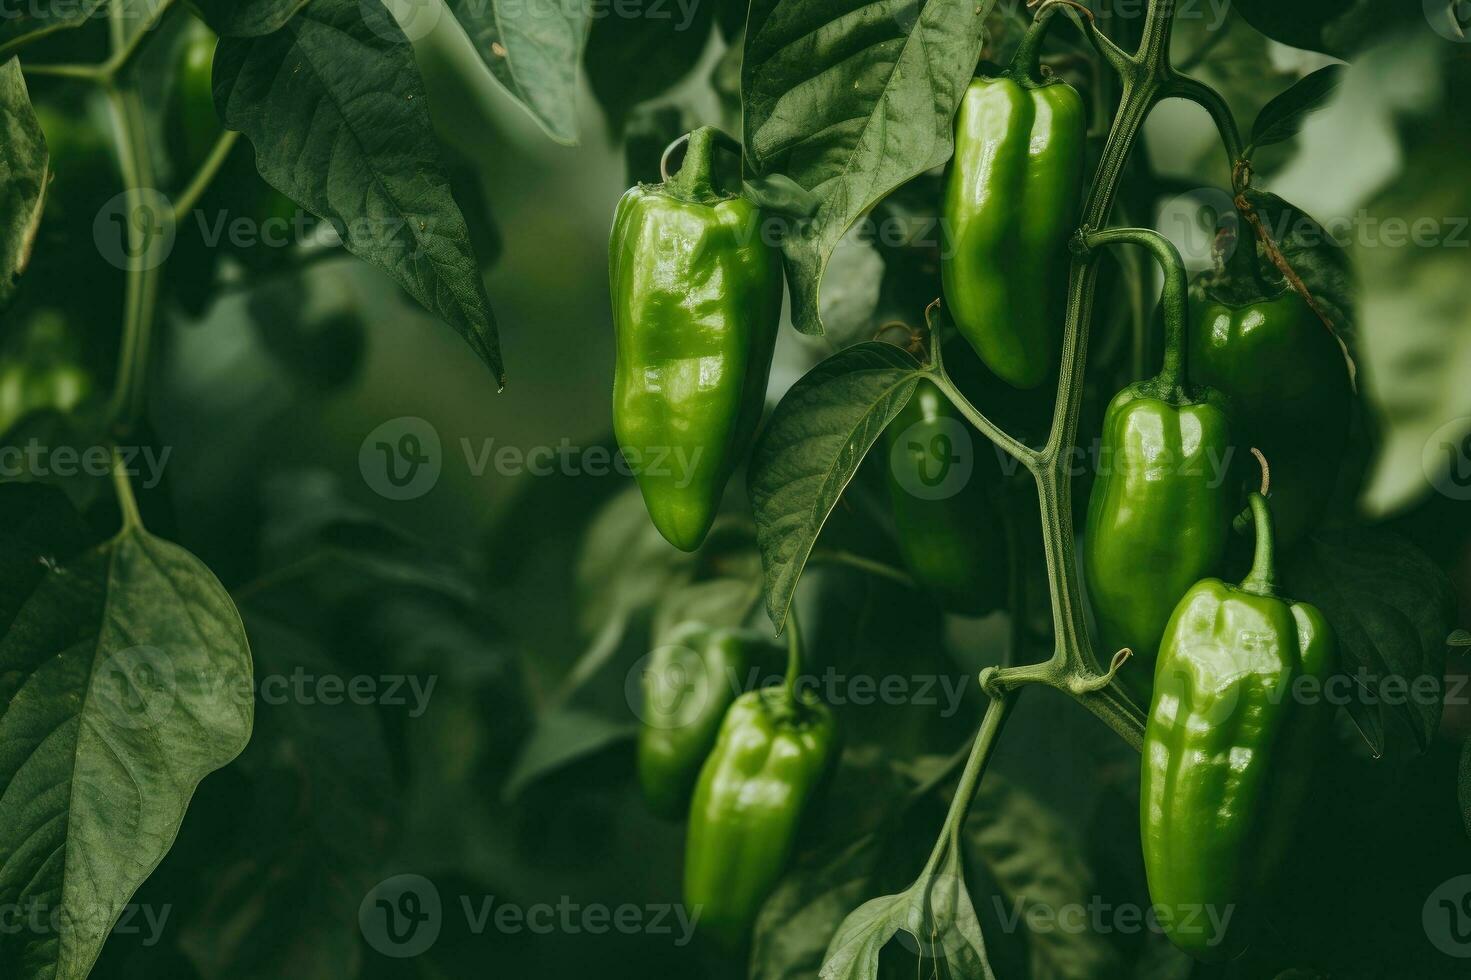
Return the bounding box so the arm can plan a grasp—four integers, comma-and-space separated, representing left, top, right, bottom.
214, 0, 506, 384
0, 58, 47, 309
742, 0, 991, 333
0, 514, 253, 977
1249, 65, 1346, 154
447, 0, 590, 145
748, 343, 922, 629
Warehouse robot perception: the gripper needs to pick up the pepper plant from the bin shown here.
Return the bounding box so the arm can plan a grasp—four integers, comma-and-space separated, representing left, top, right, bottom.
0, 0, 1467, 978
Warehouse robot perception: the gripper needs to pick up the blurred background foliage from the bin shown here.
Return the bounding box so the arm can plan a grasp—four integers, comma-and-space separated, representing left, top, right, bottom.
7, 1, 1468, 977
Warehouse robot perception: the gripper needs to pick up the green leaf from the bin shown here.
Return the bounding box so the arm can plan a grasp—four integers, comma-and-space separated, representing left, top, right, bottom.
963, 777, 1122, 979
741, 0, 990, 334
1241, 188, 1356, 372
584, 0, 714, 135
214, 0, 506, 385
747, 343, 922, 630
1231, 0, 1416, 59
1249, 65, 1345, 154
574, 485, 707, 639
0, 59, 47, 310
1283, 528, 1455, 757
0, 0, 105, 58
501, 707, 636, 802
0, 504, 253, 978
820, 844, 994, 980
192, 0, 311, 36
446, 0, 590, 145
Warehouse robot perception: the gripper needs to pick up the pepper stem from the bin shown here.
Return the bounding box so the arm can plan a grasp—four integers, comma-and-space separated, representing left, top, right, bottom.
1082, 227, 1190, 391
1010, 1, 1084, 85
1239, 492, 1280, 597
783, 603, 805, 700
663, 126, 742, 202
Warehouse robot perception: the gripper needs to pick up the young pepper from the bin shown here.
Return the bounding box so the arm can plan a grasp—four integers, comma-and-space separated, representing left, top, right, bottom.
941, 24, 1085, 389
1189, 279, 1351, 546
1140, 491, 1337, 959
609, 126, 783, 552
882, 378, 1006, 615
1083, 232, 1236, 695
684, 621, 836, 950
637, 623, 780, 819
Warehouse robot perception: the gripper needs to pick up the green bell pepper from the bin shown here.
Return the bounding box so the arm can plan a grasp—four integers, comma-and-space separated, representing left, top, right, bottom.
1141, 492, 1337, 959
609, 126, 783, 552
684, 683, 836, 950
941, 55, 1084, 389
1189, 284, 1351, 546
637, 622, 780, 819
1083, 232, 1237, 694
882, 378, 1006, 615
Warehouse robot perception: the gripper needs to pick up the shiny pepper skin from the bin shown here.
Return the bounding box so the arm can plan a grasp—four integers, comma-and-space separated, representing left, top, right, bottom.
1141, 493, 1337, 960
942, 75, 1085, 389
882, 378, 1006, 615
1084, 380, 1235, 695
684, 686, 836, 950
637, 623, 779, 819
610, 127, 783, 552
175, 21, 220, 175
1189, 287, 1352, 546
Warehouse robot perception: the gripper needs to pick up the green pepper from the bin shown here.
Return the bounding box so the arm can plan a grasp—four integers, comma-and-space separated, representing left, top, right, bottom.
1083, 232, 1236, 694
173, 20, 220, 176
941, 61, 1085, 389
609, 126, 783, 552
882, 378, 1006, 615
637, 623, 780, 819
1189, 284, 1351, 546
684, 684, 836, 950
1141, 492, 1337, 960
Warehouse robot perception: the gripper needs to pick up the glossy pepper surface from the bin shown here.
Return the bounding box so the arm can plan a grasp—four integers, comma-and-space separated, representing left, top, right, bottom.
175, 21, 220, 173
637, 623, 779, 818
941, 72, 1084, 389
684, 685, 836, 950
882, 378, 1005, 615
1083, 233, 1236, 694
1141, 493, 1337, 960
1189, 285, 1351, 546
610, 127, 783, 552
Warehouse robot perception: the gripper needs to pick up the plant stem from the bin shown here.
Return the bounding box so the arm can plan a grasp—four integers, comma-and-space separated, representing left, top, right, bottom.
1024, 0, 1183, 750
105, 0, 179, 78
922, 691, 1017, 874
173, 130, 241, 222
110, 449, 143, 531
811, 549, 917, 589
784, 602, 804, 696
1081, 227, 1189, 389
928, 371, 1038, 473
1239, 493, 1280, 597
